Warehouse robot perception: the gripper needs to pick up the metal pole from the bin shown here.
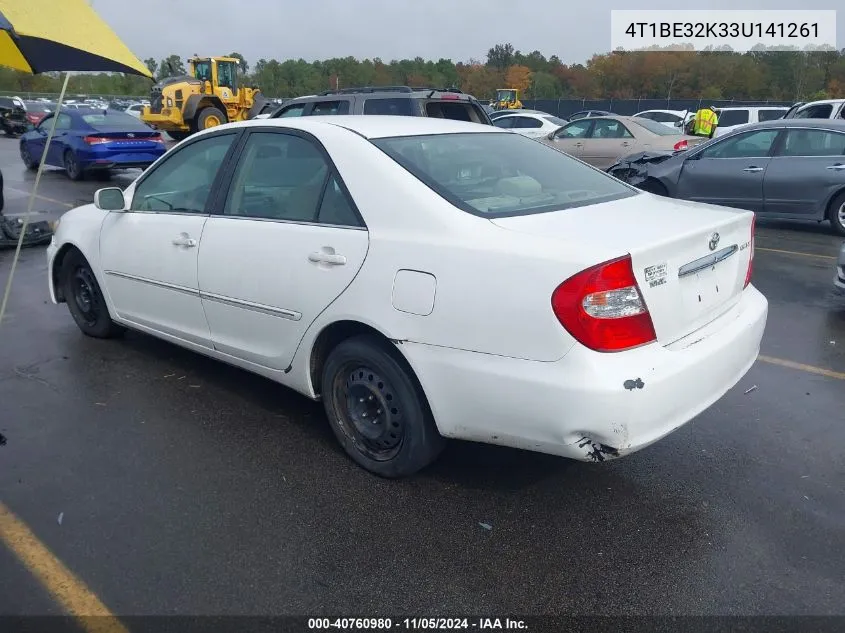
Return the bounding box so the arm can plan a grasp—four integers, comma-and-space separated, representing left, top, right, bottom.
0, 72, 71, 330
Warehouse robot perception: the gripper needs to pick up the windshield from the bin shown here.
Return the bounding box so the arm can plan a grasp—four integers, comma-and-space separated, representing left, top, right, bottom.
631, 117, 679, 136
193, 61, 211, 81
496, 90, 516, 103
372, 132, 635, 217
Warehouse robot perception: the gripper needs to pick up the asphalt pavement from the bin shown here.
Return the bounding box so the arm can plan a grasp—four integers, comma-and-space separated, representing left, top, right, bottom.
1, 135, 844, 620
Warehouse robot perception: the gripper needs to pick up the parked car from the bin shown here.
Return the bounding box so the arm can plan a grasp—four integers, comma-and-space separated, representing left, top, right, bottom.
491, 112, 568, 138
835, 242, 845, 294
47, 115, 767, 477
634, 109, 692, 129
712, 106, 789, 137
784, 99, 845, 121
0, 96, 28, 137
540, 115, 705, 170
19, 108, 167, 181
23, 100, 55, 126
488, 108, 548, 120
568, 110, 614, 120
270, 86, 493, 125
122, 103, 146, 119
608, 119, 845, 236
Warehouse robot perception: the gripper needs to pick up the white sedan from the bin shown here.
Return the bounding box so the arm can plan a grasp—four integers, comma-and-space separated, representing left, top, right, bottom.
491, 112, 569, 138
47, 116, 768, 477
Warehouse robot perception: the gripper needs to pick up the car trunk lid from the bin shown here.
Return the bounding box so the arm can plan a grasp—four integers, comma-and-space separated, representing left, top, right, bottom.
490, 193, 754, 347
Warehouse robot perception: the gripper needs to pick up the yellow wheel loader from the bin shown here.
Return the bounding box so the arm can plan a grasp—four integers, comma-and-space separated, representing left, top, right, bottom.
491, 88, 523, 111
141, 56, 267, 141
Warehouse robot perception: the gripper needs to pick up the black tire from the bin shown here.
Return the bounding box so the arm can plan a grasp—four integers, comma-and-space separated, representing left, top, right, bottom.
61, 250, 125, 339
193, 107, 227, 133
638, 178, 669, 197
20, 143, 38, 170
63, 150, 84, 181
827, 190, 845, 237
168, 131, 190, 141
321, 335, 444, 478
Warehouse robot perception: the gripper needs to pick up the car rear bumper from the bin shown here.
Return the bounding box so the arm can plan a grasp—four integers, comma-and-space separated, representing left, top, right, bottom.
81, 151, 163, 170
402, 285, 768, 461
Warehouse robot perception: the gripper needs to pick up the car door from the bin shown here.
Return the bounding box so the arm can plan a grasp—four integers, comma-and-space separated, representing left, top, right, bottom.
196, 129, 369, 370
763, 128, 845, 217
44, 112, 73, 166
99, 131, 240, 346
582, 118, 636, 168
27, 114, 52, 164
543, 118, 593, 160
675, 128, 781, 211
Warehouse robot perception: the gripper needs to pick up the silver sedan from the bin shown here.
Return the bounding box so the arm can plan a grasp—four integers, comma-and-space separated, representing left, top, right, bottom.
631, 119, 845, 236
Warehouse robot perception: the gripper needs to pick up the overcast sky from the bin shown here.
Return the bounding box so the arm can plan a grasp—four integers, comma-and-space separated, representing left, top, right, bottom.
95, 0, 844, 66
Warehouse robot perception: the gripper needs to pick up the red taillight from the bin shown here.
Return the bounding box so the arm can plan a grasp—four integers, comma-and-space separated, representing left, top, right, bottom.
84, 135, 110, 144
744, 214, 755, 289
551, 255, 657, 353
673, 139, 689, 151
26, 113, 40, 124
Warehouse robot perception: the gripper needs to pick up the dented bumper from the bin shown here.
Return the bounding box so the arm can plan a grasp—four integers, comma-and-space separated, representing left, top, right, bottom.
401, 286, 768, 462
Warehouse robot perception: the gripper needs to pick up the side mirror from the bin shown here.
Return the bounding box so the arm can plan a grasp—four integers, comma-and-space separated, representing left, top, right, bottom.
94, 187, 126, 211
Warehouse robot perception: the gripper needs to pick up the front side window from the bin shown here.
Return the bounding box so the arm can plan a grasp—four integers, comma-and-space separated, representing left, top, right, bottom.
492, 117, 516, 128
556, 120, 592, 138
53, 114, 72, 130
780, 129, 845, 157
372, 132, 635, 217
363, 98, 415, 116
718, 110, 751, 126
223, 132, 329, 222
758, 109, 787, 122
698, 129, 780, 159
793, 104, 833, 119
276, 103, 306, 118
131, 133, 236, 213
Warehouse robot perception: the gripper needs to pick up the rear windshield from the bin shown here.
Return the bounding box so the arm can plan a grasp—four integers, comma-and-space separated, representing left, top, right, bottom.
82, 112, 152, 130
543, 115, 568, 127
425, 100, 488, 124
631, 117, 678, 135
372, 132, 635, 217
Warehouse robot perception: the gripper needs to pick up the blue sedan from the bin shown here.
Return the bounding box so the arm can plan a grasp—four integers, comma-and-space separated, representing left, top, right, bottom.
19, 108, 166, 180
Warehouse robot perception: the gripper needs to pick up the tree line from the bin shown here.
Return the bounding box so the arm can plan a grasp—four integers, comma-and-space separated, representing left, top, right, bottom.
2, 43, 844, 102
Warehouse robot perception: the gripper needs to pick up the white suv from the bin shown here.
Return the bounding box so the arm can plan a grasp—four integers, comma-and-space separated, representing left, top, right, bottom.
712, 106, 789, 136
785, 99, 845, 120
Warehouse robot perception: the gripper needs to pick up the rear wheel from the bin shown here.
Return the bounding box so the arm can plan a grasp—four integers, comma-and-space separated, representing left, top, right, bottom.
194, 107, 226, 132
828, 191, 845, 236
61, 250, 124, 339
63, 150, 84, 181
20, 143, 38, 170
321, 335, 444, 478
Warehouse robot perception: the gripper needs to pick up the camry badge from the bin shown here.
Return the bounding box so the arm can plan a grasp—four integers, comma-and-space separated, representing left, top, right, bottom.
708, 232, 720, 251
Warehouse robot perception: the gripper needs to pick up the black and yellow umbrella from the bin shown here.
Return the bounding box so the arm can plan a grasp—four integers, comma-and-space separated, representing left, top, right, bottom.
0, 0, 152, 329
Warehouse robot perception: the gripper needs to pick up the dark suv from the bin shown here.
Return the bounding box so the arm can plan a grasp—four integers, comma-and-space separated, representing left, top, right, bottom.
270, 86, 493, 125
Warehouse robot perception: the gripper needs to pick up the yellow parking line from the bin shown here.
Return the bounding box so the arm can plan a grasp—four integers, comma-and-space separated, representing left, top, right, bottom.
0, 502, 128, 633
756, 247, 836, 261
6, 186, 74, 209
758, 355, 845, 381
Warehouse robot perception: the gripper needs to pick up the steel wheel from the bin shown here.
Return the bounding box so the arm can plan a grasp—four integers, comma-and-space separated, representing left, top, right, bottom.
71, 267, 103, 329
61, 250, 125, 339
333, 364, 405, 461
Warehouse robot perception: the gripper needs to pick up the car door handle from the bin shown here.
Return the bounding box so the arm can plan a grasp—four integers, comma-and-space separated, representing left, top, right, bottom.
172, 235, 197, 247
742, 166, 764, 173
621, 141, 631, 146
826, 164, 845, 171
574, 142, 584, 147
308, 251, 346, 265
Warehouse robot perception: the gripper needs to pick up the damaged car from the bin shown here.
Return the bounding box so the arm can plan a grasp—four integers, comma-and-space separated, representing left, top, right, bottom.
0, 170, 55, 248
607, 119, 845, 236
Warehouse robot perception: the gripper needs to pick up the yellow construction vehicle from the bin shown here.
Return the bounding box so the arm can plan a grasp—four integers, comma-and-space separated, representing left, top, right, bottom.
491, 88, 523, 111
141, 56, 267, 140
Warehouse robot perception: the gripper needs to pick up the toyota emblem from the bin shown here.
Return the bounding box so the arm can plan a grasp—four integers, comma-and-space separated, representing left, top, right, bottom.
708, 232, 720, 251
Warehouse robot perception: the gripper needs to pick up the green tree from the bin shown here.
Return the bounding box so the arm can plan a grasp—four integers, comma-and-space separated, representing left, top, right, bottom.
144, 58, 158, 77
228, 52, 249, 74
157, 55, 186, 81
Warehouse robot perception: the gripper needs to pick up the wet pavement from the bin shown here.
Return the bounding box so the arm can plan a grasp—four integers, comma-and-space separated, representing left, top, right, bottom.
1, 135, 844, 618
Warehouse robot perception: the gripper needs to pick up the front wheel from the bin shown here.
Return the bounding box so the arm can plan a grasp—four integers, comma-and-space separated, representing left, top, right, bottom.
61, 250, 125, 339
322, 335, 444, 478
828, 191, 845, 237
20, 143, 38, 170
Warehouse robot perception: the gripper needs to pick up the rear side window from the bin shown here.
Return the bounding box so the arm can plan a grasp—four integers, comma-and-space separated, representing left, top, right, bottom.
511, 117, 543, 129
363, 98, 415, 116
780, 129, 845, 157
793, 104, 834, 119
310, 100, 350, 116
758, 109, 786, 122
718, 110, 750, 126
